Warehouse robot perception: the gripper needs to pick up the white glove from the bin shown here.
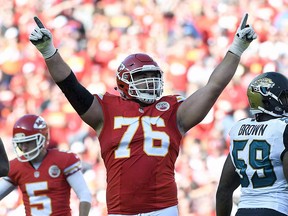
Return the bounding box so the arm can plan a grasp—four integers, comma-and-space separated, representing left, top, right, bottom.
29, 17, 57, 59
229, 13, 257, 57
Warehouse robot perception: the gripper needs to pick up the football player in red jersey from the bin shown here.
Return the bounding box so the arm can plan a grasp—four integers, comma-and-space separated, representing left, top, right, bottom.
29, 14, 257, 215
0, 114, 91, 216
0, 138, 9, 177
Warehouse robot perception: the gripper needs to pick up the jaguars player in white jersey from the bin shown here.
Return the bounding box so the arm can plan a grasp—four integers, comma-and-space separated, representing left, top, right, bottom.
216, 72, 288, 216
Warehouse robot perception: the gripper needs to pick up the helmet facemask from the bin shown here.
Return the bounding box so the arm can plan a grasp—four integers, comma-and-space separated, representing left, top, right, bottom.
116, 53, 164, 104
12, 115, 49, 162
117, 67, 163, 104
13, 133, 46, 162
129, 69, 163, 104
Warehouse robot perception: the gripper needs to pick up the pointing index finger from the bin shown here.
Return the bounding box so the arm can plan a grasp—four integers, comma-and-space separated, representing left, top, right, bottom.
240, 13, 248, 30
34, 16, 45, 29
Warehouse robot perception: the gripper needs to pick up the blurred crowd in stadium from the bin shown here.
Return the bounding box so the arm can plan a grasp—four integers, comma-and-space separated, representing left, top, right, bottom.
1, 0, 288, 215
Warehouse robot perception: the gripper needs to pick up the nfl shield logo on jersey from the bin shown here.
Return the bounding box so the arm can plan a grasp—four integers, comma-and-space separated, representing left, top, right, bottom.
34, 171, 40, 178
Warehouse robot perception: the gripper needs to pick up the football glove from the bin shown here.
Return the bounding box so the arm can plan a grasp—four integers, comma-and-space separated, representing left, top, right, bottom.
229, 13, 257, 57
29, 17, 57, 59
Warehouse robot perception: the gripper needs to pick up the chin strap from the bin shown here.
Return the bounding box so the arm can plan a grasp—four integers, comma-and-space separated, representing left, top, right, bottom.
257, 106, 284, 117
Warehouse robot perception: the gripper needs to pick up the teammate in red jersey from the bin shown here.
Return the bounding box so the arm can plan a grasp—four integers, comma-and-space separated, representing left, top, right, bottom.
0, 114, 91, 216
29, 13, 257, 215
0, 138, 9, 177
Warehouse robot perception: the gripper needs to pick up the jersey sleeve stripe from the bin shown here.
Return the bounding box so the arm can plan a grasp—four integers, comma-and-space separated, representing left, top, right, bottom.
63, 161, 82, 176
176, 95, 185, 103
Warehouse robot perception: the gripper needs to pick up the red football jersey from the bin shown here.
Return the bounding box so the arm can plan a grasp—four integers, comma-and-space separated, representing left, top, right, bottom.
96, 93, 184, 214
7, 149, 81, 216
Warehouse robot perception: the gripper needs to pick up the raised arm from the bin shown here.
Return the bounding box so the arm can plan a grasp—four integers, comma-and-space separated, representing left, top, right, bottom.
177, 13, 257, 134
0, 138, 9, 177
29, 17, 104, 133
